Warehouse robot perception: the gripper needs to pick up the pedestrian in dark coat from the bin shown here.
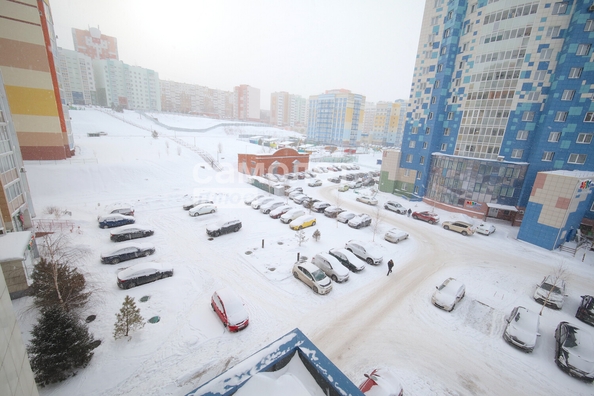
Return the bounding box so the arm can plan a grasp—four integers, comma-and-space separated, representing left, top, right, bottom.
387, 259, 394, 276
407, 208, 412, 217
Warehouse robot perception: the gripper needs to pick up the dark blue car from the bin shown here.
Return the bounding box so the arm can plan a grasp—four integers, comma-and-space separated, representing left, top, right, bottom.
98, 214, 135, 229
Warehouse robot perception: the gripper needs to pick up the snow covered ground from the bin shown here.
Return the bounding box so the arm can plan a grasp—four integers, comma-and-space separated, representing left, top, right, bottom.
12, 108, 594, 395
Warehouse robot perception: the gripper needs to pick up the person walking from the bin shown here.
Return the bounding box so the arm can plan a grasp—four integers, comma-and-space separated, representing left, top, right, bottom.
407, 208, 412, 217
387, 259, 394, 276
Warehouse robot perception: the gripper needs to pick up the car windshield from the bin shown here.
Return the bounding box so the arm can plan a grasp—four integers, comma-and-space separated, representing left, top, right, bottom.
311, 269, 327, 281
541, 282, 562, 294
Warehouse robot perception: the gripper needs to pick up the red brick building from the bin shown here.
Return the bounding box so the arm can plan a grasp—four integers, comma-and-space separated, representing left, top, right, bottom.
238, 148, 309, 176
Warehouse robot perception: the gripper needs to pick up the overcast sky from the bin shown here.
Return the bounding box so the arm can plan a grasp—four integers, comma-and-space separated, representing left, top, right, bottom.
50, 0, 426, 110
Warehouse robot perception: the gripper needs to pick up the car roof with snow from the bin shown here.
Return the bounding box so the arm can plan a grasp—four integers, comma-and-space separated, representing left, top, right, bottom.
117, 262, 171, 280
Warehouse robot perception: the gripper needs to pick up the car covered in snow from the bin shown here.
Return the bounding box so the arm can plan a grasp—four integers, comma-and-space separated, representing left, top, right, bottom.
291, 194, 309, 204
328, 177, 341, 183
116, 262, 173, 289
288, 189, 304, 199
337, 211, 357, 224
412, 211, 440, 224
503, 306, 540, 352
189, 203, 217, 217
384, 228, 409, 244
98, 214, 135, 229
576, 295, 594, 327
442, 220, 475, 236
308, 179, 322, 187
356, 195, 377, 205
328, 248, 365, 272
432, 278, 465, 311
206, 219, 242, 237
101, 244, 155, 264
244, 194, 264, 205
110, 225, 154, 242
183, 199, 213, 211
348, 214, 372, 229
251, 196, 275, 209
269, 204, 292, 219
259, 200, 284, 214
338, 183, 350, 192
289, 215, 316, 230
476, 223, 496, 236
358, 368, 403, 396
533, 275, 566, 310
554, 321, 594, 382
345, 240, 383, 265
280, 208, 306, 224
292, 262, 332, 295
324, 206, 345, 218
211, 288, 249, 332
384, 201, 407, 214
311, 253, 349, 283
110, 207, 135, 216
311, 201, 331, 213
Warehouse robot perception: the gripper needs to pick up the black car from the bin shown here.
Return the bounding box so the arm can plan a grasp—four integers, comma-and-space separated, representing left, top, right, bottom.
554, 321, 594, 382
110, 226, 154, 242
324, 206, 345, 218
101, 245, 155, 264
206, 219, 242, 237
576, 295, 594, 326
117, 262, 173, 289
312, 202, 331, 213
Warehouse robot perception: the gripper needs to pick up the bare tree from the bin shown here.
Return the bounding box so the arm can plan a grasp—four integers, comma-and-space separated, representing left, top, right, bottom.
334, 190, 342, 228
295, 230, 308, 246
538, 264, 567, 316
371, 205, 383, 242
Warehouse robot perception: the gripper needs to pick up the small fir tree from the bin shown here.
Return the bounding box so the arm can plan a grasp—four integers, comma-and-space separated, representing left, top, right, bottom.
114, 295, 145, 339
27, 306, 95, 387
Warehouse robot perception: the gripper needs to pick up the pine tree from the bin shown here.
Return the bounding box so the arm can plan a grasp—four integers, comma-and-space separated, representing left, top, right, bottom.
27, 306, 95, 387
114, 295, 145, 339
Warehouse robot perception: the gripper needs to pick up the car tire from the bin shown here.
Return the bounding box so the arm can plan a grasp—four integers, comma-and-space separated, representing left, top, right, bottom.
312, 221, 316, 226
102, 225, 109, 229
126, 281, 136, 289
461, 231, 468, 236
164, 272, 173, 278
143, 251, 151, 257
210, 209, 215, 214
234, 226, 240, 232
443, 225, 449, 230
215, 231, 221, 237
299, 225, 303, 230
111, 258, 120, 264
366, 258, 374, 265
331, 275, 338, 282
313, 286, 318, 294
293, 272, 299, 279
413, 215, 418, 220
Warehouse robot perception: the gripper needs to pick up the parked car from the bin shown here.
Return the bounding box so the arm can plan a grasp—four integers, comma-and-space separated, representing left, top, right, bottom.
338, 184, 350, 192
576, 295, 594, 326
280, 208, 306, 224
110, 207, 135, 216
259, 200, 284, 214
101, 244, 155, 264
98, 214, 135, 229
312, 201, 331, 213
384, 228, 409, 244
533, 275, 566, 309
358, 368, 403, 396
116, 262, 173, 289
348, 181, 363, 189
189, 203, 217, 217
328, 177, 341, 183
183, 199, 213, 211
292, 262, 332, 295
324, 206, 345, 218
432, 278, 465, 311
206, 219, 242, 237
554, 321, 594, 382
290, 215, 316, 230
306, 171, 317, 178
312, 253, 349, 283
337, 211, 357, 224
269, 205, 292, 219
308, 179, 322, 187
110, 225, 154, 242
476, 223, 496, 236
356, 195, 378, 205
286, 186, 303, 195
211, 288, 249, 332
412, 211, 440, 224
286, 173, 297, 180
361, 178, 375, 187
442, 221, 475, 236
301, 197, 319, 208
289, 190, 304, 199
503, 306, 540, 352
345, 173, 355, 181
297, 172, 306, 179
345, 240, 383, 265
384, 201, 407, 214
328, 248, 365, 272
348, 214, 372, 229
291, 194, 309, 204
251, 196, 275, 209
244, 193, 264, 205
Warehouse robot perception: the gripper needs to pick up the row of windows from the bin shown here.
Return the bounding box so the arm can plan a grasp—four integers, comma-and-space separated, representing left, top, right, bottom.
5, 179, 22, 202
483, 3, 538, 25
466, 90, 515, 100
481, 26, 532, 45
474, 49, 526, 65
469, 70, 521, 83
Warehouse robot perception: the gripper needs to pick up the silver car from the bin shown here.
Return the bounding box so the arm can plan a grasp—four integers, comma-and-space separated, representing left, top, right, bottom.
344, 240, 383, 265
432, 278, 465, 311
533, 275, 566, 309
292, 262, 332, 295
503, 306, 540, 352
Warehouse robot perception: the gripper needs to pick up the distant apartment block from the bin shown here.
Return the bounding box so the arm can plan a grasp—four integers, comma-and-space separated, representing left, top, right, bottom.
72, 27, 118, 60
270, 92, 306, 127
160, 80, 233, 118
234, 85, 260, 121
361, 101, 376, 143
93, 59, 161, 111
367, 101, 407, 147
0, 0, 74, 160
306, 89, 365, 146
57, 48, 96, 106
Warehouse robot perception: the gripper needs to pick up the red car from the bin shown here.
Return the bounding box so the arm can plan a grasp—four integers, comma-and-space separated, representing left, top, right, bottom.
359, 368, 403, 396
412, 210, 440, 224
211, 288, 249, 332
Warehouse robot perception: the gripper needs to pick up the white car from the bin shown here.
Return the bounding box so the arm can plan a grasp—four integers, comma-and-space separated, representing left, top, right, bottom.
328, 248, 365, 272
358, 367, 403, 396
476, 223, 496, 235
189, 203, 217, 217
432, 278, 465, 311
280, 208, 306, 224
259, 200, 284, 214
503, 306, 540, 352
345, 240, 383, 265
384, 228, 409, 244
312, 253, 349, 283
244, 194, 264, 205
348, 214, 372, 229
337, 211, 357, 224
533, 275, 566, 309
288, 189, 304, 199
292, 262, 332, 295
251, 196, 275, 209
291, 194, 308, 204
269, 204, 292, 219
308, 179, 322, 187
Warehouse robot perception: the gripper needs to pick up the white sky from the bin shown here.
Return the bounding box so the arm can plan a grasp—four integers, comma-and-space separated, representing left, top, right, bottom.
49, 0, 425, 109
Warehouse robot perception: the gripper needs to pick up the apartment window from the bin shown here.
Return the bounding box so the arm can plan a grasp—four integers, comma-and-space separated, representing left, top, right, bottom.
412, 126, 419, 134
569, 67, 583, 79
425, 127, 431, 134
542, 151, 555, 162
511, 149, 524, 159
546, 26, 561, 37
577, 133, 593, 144
434, 80, 441, 88
459, 61, 464, 69
414, 113, 421, 120
539, 48, 553, 60
561, 90, 575, 101
431, 96, 436, 104
417, 171, 422, 180
552, 2, 568, 15
555, 111, 568, 122
516, 130, 529, 140
585, 20, 594, 32
428, 112, 434, 120
568, 153, 587, 164
585, 112, 594, 122
577, 44, 591, 56
447, 112, 454, 120
444, 28, 451, 38
548, 131, 561, 142
451, 96, 458, 103
440, 46, 447, 55
447, 11, 453, 20
471, 4, 476, 13
437, 64, 443, 72
441, 143, 447, 151
404, 169, 410, 177
522, 111, 534, 121
419, 156, 425, 165
406, 154, 413, 163
461, 42, 468, 52
464, 23, 472, 34
534, 70, 546, 81
414, 186, 419, 194
444, 128, 451, 136
409, 141, 416, 148
423, 142, 428, 149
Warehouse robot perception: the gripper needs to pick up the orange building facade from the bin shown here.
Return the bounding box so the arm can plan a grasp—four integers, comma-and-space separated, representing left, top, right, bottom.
238, 148, 309, 176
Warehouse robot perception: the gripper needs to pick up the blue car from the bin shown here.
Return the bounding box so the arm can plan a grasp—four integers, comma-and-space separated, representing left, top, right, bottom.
98, 214, 135, 229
